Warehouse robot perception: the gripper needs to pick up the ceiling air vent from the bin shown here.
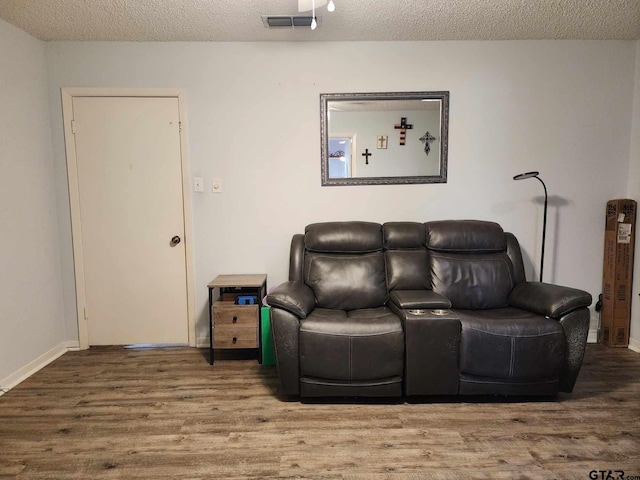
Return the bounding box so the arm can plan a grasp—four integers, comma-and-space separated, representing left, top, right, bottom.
262, 15, 319, 28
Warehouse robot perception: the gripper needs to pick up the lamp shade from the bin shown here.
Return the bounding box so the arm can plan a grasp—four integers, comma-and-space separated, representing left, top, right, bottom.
513, 171, 540, 180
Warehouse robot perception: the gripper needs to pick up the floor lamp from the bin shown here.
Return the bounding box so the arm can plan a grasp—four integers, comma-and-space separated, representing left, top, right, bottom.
513, 171, 548, 283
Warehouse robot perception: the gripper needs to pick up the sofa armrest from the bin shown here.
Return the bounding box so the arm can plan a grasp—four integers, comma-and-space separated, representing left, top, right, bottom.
266, 281, 316, 319
389, 290, 452, 310
270, 308, 302, 396
508, 282, 592, 318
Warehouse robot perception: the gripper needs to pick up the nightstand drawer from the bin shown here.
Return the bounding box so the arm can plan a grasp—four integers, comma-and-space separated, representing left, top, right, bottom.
213, 302, 258, 327
213, 326, 257, 348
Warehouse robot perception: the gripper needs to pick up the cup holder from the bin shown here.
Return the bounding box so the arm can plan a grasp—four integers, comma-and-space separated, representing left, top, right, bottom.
406, 308, 450, 316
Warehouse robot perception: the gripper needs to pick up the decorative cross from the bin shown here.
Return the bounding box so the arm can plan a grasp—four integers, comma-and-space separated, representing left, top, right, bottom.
394, 117, 413, 145
362, 148, 372, 165
419, 131, 437, 155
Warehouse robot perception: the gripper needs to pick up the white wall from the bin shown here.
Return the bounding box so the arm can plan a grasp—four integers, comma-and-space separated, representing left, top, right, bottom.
44, 40, 636, 346
628, 40, 640, 352
0, 20, 67, 386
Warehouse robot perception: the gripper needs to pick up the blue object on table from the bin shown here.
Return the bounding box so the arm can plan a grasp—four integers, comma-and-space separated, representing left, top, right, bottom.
236, 295, 258, 305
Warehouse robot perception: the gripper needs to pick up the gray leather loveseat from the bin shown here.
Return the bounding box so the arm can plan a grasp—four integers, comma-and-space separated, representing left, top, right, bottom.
266, 220, 592, 399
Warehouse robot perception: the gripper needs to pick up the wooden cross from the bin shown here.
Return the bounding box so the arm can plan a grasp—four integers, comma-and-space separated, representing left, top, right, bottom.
394, 117, 413, 145
362, 148, 372, 165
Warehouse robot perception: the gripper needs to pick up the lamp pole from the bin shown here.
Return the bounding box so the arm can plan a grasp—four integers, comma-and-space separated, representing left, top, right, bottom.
513, 171, 548, 283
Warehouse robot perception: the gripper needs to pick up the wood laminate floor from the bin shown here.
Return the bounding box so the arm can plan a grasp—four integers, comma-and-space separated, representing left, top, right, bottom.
0, 344, 639, 479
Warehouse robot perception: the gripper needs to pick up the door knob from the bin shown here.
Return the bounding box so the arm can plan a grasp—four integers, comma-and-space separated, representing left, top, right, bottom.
170, 235, 181, 246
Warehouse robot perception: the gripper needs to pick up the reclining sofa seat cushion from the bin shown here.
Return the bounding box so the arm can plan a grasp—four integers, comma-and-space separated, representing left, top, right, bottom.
425, 220, 565, 393
299, 308, 404, 382
298, 222, 404, 396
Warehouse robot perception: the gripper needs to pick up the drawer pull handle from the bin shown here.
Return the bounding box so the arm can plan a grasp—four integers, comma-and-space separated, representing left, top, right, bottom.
232, 316, 238, 323
232, 337, 237, 344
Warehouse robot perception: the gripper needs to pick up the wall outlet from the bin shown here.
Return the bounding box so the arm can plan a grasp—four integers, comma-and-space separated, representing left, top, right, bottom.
212, 178, 222, 193
193, 177, 203, 192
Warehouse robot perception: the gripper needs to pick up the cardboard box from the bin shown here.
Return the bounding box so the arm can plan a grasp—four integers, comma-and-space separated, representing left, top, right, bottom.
601, 199, 636, 347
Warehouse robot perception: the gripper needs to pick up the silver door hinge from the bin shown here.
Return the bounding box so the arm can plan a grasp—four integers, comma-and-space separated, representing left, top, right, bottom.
71, 120, 76, 134
178, 121, 182, 133
84, 307, 89, 320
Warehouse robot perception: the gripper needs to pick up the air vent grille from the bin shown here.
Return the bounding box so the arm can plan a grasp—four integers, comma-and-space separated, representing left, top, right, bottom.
261, 15, 319, 28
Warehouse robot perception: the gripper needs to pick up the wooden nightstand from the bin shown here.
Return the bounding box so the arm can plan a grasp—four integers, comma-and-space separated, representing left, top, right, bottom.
207, 274, 267, 365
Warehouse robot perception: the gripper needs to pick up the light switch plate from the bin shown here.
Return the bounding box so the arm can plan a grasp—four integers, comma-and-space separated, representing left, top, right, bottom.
212, 178, 222, 193
194, 177, 203, 192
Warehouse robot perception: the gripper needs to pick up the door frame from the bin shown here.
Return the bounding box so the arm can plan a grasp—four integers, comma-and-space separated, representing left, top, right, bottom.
61, 88, 196, 349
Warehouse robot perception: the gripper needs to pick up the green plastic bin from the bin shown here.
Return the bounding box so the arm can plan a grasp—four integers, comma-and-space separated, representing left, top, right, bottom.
260, 305, 276, 366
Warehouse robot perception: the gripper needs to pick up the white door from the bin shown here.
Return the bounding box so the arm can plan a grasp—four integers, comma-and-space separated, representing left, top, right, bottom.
71, 96, 189, 345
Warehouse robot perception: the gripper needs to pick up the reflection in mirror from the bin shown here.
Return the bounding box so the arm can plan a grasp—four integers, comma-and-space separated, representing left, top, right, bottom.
328, 136, 353, 178
321, 91, 449, 186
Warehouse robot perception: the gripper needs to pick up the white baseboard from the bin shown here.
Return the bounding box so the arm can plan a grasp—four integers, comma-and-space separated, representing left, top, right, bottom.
0, 341, 79, 396
196, 336, 209, 349
628, 337, 640, 353
65, 340, 81, 351
587, 328, 598, 343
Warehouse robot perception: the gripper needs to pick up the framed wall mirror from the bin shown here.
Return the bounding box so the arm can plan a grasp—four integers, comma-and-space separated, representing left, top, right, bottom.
320, 91, 449, 186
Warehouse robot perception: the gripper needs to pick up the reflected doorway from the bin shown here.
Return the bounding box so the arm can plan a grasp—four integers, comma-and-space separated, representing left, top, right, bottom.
328, 135, 355, 178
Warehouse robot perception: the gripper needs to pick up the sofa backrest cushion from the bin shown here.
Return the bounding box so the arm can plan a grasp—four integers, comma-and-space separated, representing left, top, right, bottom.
430, 252, 515, 309
426, 220, 514, 309
303, 222, 387, 310
383, 222, 430, 291
383, 222, 425, 249
386, 250, 430, 291
426, 220, 506, 253
305, 222, 383, 253
304, 252, 388, 310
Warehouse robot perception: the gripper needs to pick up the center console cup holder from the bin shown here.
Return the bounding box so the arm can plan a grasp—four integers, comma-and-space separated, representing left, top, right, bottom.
407, 309, 450, 316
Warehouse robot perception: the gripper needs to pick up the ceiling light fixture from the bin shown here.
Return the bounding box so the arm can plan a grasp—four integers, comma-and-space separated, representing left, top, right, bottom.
311, 0, 317, 30
298, 0, 336, 29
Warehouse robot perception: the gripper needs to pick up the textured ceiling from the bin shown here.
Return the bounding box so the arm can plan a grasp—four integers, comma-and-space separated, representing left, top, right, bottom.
0, 0, 638, 42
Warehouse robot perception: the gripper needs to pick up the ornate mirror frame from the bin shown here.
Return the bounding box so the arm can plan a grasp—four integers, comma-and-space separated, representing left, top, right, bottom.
320, 91, 449, 186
